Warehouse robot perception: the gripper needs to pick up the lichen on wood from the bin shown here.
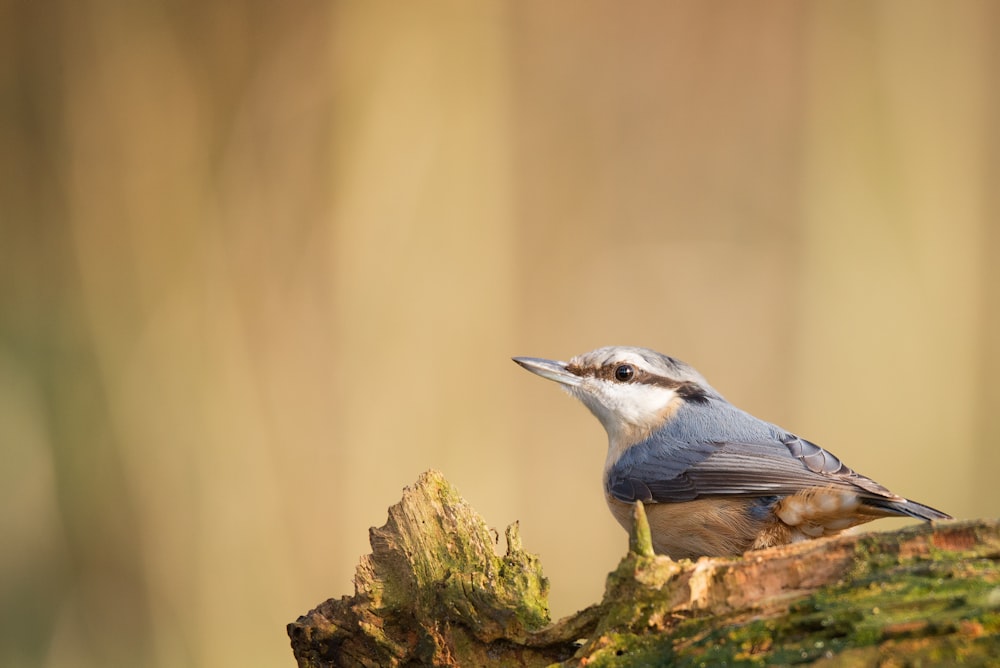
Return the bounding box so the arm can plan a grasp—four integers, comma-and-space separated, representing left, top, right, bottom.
288, 470, 1000, 666
288, 470, 563, 667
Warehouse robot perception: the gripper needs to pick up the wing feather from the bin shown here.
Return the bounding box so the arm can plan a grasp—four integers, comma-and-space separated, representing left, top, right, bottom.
606, 403, 901, 505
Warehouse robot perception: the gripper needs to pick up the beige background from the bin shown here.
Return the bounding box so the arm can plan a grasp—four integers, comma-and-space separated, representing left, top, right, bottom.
2, 2, 998, 666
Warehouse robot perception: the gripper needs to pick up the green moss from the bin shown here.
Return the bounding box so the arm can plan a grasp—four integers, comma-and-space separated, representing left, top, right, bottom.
663, 547, 1000, 665
575, 632, 676, 667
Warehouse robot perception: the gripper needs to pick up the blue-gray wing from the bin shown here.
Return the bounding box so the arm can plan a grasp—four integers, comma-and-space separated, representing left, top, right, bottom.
606, 403, 898, 505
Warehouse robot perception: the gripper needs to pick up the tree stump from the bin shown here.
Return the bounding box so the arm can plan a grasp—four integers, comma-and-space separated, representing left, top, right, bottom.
288, 470, 1000, 666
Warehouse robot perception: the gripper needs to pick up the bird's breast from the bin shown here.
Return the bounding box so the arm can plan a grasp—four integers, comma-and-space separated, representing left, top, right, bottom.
605, 486, 895, 560
605, 494, 783, 560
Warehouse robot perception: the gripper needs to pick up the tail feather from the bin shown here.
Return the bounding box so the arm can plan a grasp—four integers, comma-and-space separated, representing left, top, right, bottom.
865, 496, 952, 521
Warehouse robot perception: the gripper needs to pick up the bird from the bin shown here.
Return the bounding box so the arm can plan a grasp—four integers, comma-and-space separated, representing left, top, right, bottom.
513, 346, 951, 560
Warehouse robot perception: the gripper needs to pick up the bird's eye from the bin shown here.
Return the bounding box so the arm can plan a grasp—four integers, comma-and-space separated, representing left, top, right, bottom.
613, 364, 635, 382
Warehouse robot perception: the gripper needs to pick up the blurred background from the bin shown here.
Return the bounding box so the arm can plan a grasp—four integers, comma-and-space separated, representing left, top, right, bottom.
2, 1, 998, 666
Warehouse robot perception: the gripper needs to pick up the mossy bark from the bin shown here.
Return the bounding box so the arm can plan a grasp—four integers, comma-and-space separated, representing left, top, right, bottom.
288, 471, 1000, 667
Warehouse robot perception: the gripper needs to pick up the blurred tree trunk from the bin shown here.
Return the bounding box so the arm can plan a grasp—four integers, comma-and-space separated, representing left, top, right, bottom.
288, 471, 1000, 667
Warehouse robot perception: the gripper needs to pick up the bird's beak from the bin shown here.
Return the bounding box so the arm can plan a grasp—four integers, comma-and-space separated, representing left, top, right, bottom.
512, 356, 582, 387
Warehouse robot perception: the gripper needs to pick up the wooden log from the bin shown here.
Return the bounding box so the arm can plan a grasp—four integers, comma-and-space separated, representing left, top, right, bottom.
288, 470, 1000, 666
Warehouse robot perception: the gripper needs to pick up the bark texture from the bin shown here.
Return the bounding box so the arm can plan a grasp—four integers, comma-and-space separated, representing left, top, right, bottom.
288, 470, 1000, 666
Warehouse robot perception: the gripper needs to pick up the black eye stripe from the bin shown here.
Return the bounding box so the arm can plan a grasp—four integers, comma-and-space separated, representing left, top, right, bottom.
566, 361, 701, 397
580, 362, 646, 383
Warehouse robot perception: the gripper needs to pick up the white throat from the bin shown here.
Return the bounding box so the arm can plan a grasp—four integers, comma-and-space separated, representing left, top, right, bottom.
568, 381, 679, 445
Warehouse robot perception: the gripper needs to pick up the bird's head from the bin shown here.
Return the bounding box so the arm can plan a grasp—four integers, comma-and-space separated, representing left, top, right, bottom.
513, 346, 718, 444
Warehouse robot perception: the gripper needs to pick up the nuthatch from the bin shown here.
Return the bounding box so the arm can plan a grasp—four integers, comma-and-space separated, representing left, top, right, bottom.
513, 346, 951, 560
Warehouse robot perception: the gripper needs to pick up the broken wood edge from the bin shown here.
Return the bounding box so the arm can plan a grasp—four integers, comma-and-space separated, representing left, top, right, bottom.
289, 470, 1000, 667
